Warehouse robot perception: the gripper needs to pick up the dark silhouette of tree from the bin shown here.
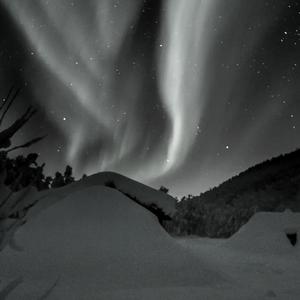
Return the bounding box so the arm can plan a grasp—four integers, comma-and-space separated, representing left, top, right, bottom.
0, 88, 76, 297
159, 185, 169, 194
64, 165, 75, 185
0, 87, 45, 151
51, 172, 65, 188
164, 148, 300, 238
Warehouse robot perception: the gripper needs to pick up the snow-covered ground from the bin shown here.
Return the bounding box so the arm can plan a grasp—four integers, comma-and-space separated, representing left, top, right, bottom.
29, 171, 176, 218
0, 175, 299, 299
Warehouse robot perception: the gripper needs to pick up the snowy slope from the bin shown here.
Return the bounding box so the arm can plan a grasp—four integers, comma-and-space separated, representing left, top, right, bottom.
0, 185, 224, 299
225, 211, 300, 255
30, 171, 176, 218
177, 235, 300, 300
1, 177, 300, 299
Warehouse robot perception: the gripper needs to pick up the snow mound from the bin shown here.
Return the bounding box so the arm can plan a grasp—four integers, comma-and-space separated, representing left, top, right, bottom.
225, 211, 300, 255
0, 185, 223, 299
31, 171, 176, 219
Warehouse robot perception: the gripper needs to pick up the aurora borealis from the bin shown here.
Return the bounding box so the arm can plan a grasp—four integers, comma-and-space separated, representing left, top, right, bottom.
0, 0, 299, 196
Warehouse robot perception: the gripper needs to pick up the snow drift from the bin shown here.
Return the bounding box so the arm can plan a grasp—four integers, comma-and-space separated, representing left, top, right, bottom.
30, 171, 177, 219
0, 178, 223, 299
225, 211, 300, 255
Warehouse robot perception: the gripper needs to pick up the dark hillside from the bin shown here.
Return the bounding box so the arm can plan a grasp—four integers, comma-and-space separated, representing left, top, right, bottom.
164, 149, 300, 237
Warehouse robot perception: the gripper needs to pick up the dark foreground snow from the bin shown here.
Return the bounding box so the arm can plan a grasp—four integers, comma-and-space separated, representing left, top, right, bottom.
1, 185, 223, 299
0, 177, 299, 299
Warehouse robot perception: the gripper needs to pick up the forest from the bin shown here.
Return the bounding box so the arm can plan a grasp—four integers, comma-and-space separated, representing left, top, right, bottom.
164, 148, 300, 237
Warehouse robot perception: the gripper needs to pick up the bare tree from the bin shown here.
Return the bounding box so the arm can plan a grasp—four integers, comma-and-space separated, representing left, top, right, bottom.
0, 86, 45, 151
0, 87, 46, 251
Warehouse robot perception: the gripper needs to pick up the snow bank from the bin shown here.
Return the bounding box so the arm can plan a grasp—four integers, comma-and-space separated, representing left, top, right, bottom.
80, 172, 176, 217
0, 185, 223, 299
30, 171, 176, 219
225, 211, 300, 255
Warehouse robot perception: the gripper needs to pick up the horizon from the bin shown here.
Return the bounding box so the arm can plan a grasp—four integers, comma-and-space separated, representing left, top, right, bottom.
1, 0, 299, 197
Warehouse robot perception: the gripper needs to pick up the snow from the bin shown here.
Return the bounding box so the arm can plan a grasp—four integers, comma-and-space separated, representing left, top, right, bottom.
29, 171, 176, 218
0, 183, 39, 251
0, 185, 223, 299
224, 211, 300, 255
1, 178, 300, 299
177, 234, 300, 299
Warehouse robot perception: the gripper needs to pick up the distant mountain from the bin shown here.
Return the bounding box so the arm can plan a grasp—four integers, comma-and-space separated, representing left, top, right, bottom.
164, 149, 300, 238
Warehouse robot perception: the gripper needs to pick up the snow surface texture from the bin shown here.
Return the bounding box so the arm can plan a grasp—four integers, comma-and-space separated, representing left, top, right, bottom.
30, 171, 176, 218
225, 211, 300, 255
0, 182, 39, 252
0, 185, 224, 299
1, 176, 300, 299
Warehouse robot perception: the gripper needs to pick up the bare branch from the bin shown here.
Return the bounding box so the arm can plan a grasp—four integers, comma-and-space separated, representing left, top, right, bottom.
0, 86, 14, 112
0, 107, 38, 149
6, 135, 47, 153
0, 87, 21, 126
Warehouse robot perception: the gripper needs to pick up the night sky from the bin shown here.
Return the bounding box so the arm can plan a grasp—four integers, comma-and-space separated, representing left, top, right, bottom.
0, 0, 299, 196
